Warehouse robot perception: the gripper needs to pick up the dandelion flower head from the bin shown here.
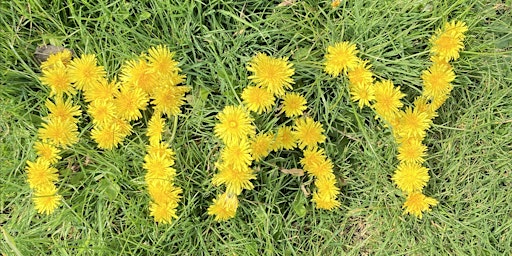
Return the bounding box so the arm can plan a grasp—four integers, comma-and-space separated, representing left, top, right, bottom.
214, 105, 255, 145
247, 53, 294, 97
324, 41, 359, 77
402, 192, 438, 219
293, 117, 326, 149
241, 85, 275, 114
392, 162, 430, 193
282, 92, 307, 118
207, 193, 239, 221
68, 54, 106, 90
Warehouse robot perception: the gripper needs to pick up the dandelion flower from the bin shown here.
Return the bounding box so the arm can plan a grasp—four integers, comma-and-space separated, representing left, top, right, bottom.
312, 191, 340, 210
87, 99, 117, 126
33, 141, 61, 164
146, 141, 175, 162
151, 85, 191, 116
247, 53, 294, 97
402, 192, 438, 219
147, 180, 182, 205
350, 82, 375, 109
45, 97, 81, 123
40, 49, 73, 70
212, 162, 255, 195
430, 92, 450, 111
307, 157, 334, 178
430, 21, 468, 61
397, 138, 428, 164
90, 124, 125, 150
144, 153, 176, 181
68, 54, 106, 90
33, 184, 61, 215
300, 147, 326, 172
348, 60, 373, 86
413, 96, 438, 120
324, 41, 359, 77
111, 117, 133, 138
147, 114, 166, 144
220, 139, 253, 170
214, 105, 255, 144
314, 173, 340, 198
26, 158, 59, 189
38, 119, 79, 147
119, 59, 157, 95
273, 125, 296, 151
147, 45, 181, 78
331, 0, 341, 8
421, 62, 455, 99
392, 162, 430, 193
83, 78, 119, 103
293, 117, 326, 149
282, 92, 307, 118
149, 201, 179, 224
250, 132, 274, 162
207, 193, 239, 221
39, 64, 75, 96
114, 87, 149, 121
396, 107, 431, 141
241, 86, 275, 114
373, 80, 405, 123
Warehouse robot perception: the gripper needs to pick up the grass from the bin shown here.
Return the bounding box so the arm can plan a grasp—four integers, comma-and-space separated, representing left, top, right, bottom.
1, 0, 511, 255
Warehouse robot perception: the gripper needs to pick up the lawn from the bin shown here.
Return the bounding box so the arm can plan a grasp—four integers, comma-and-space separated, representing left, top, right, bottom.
1, 0, 511, 255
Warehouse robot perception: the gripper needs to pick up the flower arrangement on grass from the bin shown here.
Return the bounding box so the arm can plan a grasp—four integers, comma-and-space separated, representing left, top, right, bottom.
208, 53, 341, 221
326, 20, 467, 218
26, 45, 189, 224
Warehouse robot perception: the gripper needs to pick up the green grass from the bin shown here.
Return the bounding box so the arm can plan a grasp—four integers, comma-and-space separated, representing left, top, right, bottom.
1, 0, 511, 255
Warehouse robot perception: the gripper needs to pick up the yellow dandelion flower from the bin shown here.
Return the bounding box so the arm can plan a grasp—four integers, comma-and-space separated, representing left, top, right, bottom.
147, 45, 181, 78
212, 162, 255, 195
147, 114, 166, 144
331, 0, 341, 8
83, 78, 119, 103
111, 117, 133, 138
90, 124, 125, 150
38, 119, 78, 147
39, 63, 75, 97
348, 60, 373, 86
87, 99, 117, 126
241, 85, 275, 114
214, 105, 255, 145
395, 107, 431, 141
324, 41, 359, 77
144, 153, 176, 181
45, 97, 81, 123
350, 82, 375, 109
40, 49, 73, 70
430, 92, 450, 111
146, 141, 175, 162
149, 201, 179, 224
33, 141, 61, 164
282, 92, 307, 118
392, 162, 430, 193
33, 184, 61, 215
430, 21, 468, 61
147, 180, 182, 205
114, 87, 149, 121
300, 147, 326, 172
25, 158, 59, 189
220, 139, 253, 170
68, 54, 106, 90
250, 132, 274, 162
402, 192, 438, 219
413, 96, 438, 120
421, 62, 455, 99
307, 157, 334, 178
273, 125, 296, 151
207, 193, 239, 221
151, 85, 191, 116
247, 53, 294, 97
397, 138, 428, 164
373, 80, 405, 122
314, 173, 340, 198
312, 191, 340, 210
293, 117, 326, 149
120, 59, 157, 95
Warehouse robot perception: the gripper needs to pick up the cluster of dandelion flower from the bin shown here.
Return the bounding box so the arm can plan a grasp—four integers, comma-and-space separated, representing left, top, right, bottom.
26, 49, 82, 214
325, 20, 467, 218
208, 53, 341, 221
